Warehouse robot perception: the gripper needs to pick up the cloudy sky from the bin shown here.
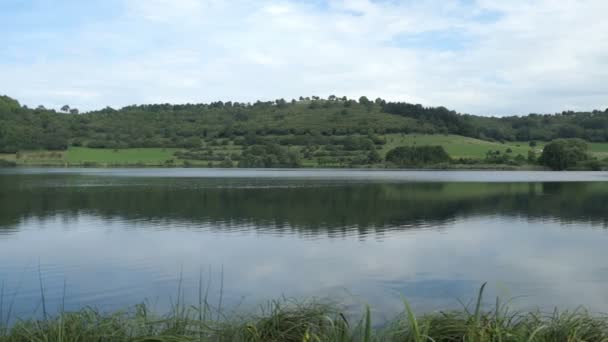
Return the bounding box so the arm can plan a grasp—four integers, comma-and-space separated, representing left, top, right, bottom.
1, 0, 608, 115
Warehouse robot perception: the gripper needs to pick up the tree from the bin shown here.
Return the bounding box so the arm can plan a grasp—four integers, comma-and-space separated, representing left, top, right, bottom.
367, 149, 382, 164
275, 98, 287, 108
219, 157, 233, 168
61, 105, 70, 113
374, 98, 385, 105
180, 137, 201, 149
539, 139, 589, 170
358, 96, 371, 105
69, 108, 79, 115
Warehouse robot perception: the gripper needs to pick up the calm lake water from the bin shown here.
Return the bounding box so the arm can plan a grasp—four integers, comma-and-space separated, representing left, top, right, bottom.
1, 168, 608, 321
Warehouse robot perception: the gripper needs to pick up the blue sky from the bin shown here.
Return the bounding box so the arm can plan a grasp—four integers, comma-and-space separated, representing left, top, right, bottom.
1, 0, 607, 115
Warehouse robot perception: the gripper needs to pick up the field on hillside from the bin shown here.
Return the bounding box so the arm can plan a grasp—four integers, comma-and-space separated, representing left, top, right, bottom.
381, 134, 541, 159
8, 150, 67, 166
0, 148, 184, 166
589, 143, 608, 158
65, 147, 181, 165
1, 135, 607, 167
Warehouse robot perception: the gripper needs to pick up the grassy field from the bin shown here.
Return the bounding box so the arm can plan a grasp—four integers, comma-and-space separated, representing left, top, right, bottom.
65, 147, 181, 165
1, 135, 606, 168
0, 148, 183, 166
589, 142, 608, 158
381, 134, 541, 159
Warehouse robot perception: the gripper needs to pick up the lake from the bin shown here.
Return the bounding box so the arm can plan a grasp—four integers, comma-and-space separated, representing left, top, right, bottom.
1, 168, 608, 322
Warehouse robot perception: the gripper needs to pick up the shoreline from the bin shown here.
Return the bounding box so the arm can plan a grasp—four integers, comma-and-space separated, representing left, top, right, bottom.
0, 162, 550, 171
3, 290, 608, 341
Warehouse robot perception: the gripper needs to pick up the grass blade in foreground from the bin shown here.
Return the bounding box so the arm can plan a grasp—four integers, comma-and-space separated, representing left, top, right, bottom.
2, 285, 608, 341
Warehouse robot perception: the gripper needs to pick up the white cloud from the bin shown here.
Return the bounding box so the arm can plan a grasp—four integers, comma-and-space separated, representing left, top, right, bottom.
1, 0, 607, 115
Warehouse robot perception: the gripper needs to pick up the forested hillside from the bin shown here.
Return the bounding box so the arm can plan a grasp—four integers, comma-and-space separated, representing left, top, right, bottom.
1, 94, 608, 169
2, 94, 608, 153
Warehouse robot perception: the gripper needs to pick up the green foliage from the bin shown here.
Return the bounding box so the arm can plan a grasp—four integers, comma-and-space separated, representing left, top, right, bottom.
219, 157, 234, 168
0, 159, 16, 167
342, 136, 374, 151
367, 149, 382, 164
358, 96, 371, 105
528, 150, 537, 163
539, 139, 590, 170
2, 93, 608, 169
385, 145, 451, 166
4, 286, 608, 341
0, 96, 70, 152
238, 144, 301, 168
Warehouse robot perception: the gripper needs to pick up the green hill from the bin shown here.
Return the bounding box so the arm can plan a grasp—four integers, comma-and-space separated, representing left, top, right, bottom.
1, 94, 607, 168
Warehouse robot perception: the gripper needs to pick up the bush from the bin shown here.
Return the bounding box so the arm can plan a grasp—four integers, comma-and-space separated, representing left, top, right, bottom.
0, 159, 17, 167
178, 137, 202, 149
219, 157, 234, 168
367, 150, 382, 164
577, 159, 602, 171
528, 150, 537, 163
341, 136, 375, 151
385, 145, 450, 166
539, 138, 590, 170
238, 144, 301, 168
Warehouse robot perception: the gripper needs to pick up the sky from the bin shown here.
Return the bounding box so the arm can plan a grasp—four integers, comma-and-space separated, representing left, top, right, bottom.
1, 0, 608, 116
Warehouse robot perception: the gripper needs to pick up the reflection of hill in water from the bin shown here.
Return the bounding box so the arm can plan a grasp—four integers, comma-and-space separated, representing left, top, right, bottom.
1, 175, 607, 235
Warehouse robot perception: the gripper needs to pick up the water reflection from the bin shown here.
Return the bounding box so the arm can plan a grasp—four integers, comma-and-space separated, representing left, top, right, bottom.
1, 174, 607, 236
1, 170, 608, 321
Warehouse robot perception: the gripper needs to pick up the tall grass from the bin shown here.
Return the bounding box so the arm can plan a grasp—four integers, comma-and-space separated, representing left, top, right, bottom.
2, 283, 608, 341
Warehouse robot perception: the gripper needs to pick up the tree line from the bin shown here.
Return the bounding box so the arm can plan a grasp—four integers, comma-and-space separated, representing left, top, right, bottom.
1, 94, 608, 154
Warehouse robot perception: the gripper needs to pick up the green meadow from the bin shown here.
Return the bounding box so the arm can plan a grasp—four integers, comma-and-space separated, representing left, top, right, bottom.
65, 147, 182, 165
381, 134, 542, 159
589, 142, 608, 158
1, 135, 607, 168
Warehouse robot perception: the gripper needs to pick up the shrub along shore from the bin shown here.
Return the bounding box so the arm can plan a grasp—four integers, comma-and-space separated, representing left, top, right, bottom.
2, 285, 608, 341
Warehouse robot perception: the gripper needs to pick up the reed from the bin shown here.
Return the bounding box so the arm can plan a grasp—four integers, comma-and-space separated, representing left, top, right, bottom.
2, 283, 608, 341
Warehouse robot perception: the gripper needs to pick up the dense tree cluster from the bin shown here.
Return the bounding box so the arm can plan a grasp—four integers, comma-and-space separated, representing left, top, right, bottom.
0, 96, 69, 152
539, 139, 593, 170
381, 102, 608, 142
381, 102, 476, 136
238, 144, 301, 168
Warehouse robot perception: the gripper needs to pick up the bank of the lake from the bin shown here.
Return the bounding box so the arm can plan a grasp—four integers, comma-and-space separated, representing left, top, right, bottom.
0, 146, 558, 170
3, 290, 608, 342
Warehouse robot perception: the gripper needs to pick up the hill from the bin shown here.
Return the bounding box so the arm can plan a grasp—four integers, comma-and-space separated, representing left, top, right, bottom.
1, 94, 607, 168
